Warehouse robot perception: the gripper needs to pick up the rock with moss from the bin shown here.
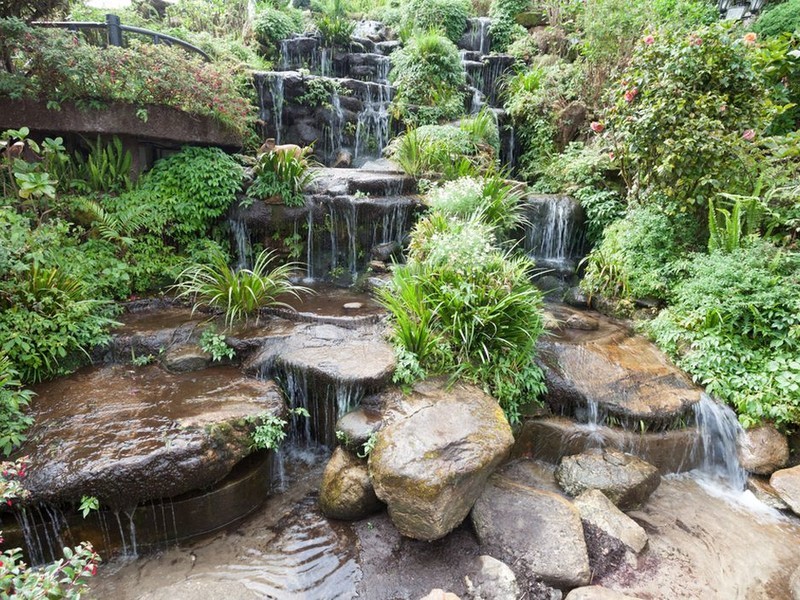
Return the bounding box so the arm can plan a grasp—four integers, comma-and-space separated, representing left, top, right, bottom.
319, 447, 383, 521
368, 379, 514, 541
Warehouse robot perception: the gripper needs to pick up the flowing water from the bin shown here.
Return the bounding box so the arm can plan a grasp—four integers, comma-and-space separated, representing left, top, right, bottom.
523, 195, 586, 272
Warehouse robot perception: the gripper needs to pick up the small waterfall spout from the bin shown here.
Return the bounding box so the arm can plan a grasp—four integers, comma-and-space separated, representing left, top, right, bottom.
231, 218, 252, 271
255, 72, 286, 145
523, 195, 586, 273
354, 82, 392, 161
692, 393, 747, 490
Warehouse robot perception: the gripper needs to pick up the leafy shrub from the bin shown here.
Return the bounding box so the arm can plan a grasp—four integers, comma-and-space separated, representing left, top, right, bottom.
754, 31, 800, 135
247, 148, 315, 207
753, 0, 800, 38
0, 19, 253, 135
165, 0, 251, 38
0, 354, 33, 455
488, 0, 528, 52
603, 23, 767, 215
140, 146, 242, 248
172, 247, 310, 327
581, 205, 699, 302
317, 14, 355, 46
254, 8, 301, 51
389, 31, 466, 126
379, 212, 546, 423
404, 0, 472, 42
646, 243, 800, 428
460, 108, 501, 154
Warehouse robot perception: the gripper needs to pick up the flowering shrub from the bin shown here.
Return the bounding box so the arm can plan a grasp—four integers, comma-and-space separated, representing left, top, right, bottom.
602, 23, 767, 215
0, 19, 253, 136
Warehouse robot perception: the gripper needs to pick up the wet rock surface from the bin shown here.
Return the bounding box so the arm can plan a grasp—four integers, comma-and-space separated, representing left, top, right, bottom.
471, 472, 591, 589
565, 587, 642, 600
369, 379, 514, 541
737, 424, 789, 475
555, 449, 661, 509
319, 447, 383, 520
336, 406, 383, 449
463, 555, 521, 600
24, 365, 284, 506
770, 464, 800, 514
574, 489, 648, 553
162, 344, 212, 372
537, 304, 700, 426
747, 476, 791, 511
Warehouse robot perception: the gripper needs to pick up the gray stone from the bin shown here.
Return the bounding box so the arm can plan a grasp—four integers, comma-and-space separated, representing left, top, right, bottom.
564, 313, 599, 331
369, 379, 514, 541
555, 449, 661, 509
370, 240, 402, 262
319, 447, 383, 520
163, 344, 211, 372
746, 477, 790, 511
343, 302, 364, 310
464, 555, 520, 600
564, 286, 590, 308
573, 489, 648, 553
770, 465, 800, 515
565, 587, 642, 600
21, 365, 284, 507
419, 591, 461, 600
471, 473, 591, 589
337, 407, 383, 449
737, 424, 790, 475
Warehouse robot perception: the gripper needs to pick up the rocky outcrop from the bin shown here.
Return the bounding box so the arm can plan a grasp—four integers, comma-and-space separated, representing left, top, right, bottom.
565, 587, 642, 600
471, 473, 591, 589
737, 424, 789, 475
573, 490, 648, 553
555, 449, 660, 509
536, 305, 700, 428
368, 379, 514, 541
163, 344, 212, 372
319, 447, 383, 520
24, 365, 284, 507
770, 465, 800, 514
463, 555, 520, 600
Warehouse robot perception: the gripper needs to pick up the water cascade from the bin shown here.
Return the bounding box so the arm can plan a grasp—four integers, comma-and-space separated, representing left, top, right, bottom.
522, 195, 587, 274
254, 72, 286, 145
692, 393, 748, 490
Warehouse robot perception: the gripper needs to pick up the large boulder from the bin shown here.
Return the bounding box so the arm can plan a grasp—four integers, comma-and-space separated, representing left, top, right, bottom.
368, 379, 514, 541
336, 406, 383, 451
573, 489, 648, 554
464, 555, 520, 600
555, 449, 660, 509
23, 365, 284, 508
770, 465, 800, 515
737, 424, 789, 475
319, 447, 383, 520
471, 474, 591, 589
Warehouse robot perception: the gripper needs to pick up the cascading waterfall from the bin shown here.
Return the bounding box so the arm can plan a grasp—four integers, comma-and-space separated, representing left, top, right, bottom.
255, 73, 286, 144
354, 82, 392, 161
231, 219, 252, 271
471, 17, 491, 55
323, 89, 345, 164
692, 393, 747, 490
523, 195, 586, 271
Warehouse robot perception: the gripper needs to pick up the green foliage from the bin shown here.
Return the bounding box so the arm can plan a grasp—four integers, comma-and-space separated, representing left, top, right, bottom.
403, 0, 472, 42
460, 108, 501, 155
379, 197, 546, 423
754, 31, 800, 135
296, 78, 343, 109
247, 148, 315, 207
71, 136, 132, 194
165, 0, 251, 38
389, 31, 466, 126
172, 247, 310, 327
0, 0, 67, 20
140, 146, 242, 248
387, 124, 496, 178
0, 20, 253, 136
753, 0, 800, 38
581, 205, 699, 302
199, 328, 235, 362
488, 0, 528, 52
254, 8, 301, 52
249, 407, 310, 450
707, 194, 764, 252
646, 243, 800, 428
79, 495, 100, 519
604, 23, 768, 215
0, 353, 33, 456
317, 14, 356, 46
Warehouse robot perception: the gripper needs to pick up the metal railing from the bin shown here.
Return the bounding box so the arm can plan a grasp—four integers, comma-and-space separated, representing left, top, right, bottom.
32, 14, 211, 62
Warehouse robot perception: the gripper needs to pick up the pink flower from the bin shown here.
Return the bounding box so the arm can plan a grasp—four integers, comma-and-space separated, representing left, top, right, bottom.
743, 32, 757, 45
742, 129, 756, 141
608, 151, 615, 160
624, 87, 638, 103
590, 121, 605, 133
692, 37, 703, 46
644, 35, 655, 45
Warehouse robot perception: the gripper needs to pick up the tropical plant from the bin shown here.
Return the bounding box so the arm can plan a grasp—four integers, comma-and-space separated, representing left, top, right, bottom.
707, 194, 764, 253
254, 8, 302, 54
247, 149, 315, 207
0, 353, 33, 456
199, 327, 235, 361
488, 0, 527, 52
387, 124, 492, 178
71, 136, 132, 194
317, 14, 355, 47
752, 0, 800, 38
403, 0, 472, 42
171, 247, 310, 327
249, 407, 310, 450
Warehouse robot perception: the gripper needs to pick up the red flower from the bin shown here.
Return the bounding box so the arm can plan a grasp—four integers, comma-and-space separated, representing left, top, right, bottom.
742, 129, 756, 141
624, 87, 638, 103
590, 121, 605, 133
644, 35, 655, 45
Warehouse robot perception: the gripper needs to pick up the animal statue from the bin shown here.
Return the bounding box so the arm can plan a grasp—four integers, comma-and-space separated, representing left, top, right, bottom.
258, 138, 304, 159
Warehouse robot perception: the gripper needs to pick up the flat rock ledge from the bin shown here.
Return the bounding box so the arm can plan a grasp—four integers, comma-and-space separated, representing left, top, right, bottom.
23, 364, 284, 507
770, 464, 800, 515
369, 379, 514, 541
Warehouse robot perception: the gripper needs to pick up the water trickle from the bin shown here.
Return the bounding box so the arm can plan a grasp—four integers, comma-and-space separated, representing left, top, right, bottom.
323, 89, 345, 165
472, 17, 491, 55
255, 73, 286, 144
692, 394, 747, 490
354, 83, 392, 161
469, 87, 485, 114
231, 219, 252, 271
523, 195, 586, 271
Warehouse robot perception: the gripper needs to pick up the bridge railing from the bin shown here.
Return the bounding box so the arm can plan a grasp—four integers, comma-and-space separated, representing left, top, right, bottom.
32, 14, 211, 62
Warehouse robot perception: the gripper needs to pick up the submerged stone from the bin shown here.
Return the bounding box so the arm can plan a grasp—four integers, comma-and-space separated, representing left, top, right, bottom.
24, 364, 284, 507
162, 344, 212, 372
369, 379, 513, 541
565, 587, 643, 600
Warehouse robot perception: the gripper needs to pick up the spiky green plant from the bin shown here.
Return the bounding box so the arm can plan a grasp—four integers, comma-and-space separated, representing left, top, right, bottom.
172, 248, 311, 327
247, 149, 316, 207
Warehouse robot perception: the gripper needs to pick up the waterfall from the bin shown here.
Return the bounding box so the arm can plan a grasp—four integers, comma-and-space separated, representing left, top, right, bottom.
692, 394, 747, 490
473, 17, 491, 55
280, 39, 290, 70
469, 87, 484, 114
255, 73, 286, 144
523, 195, 586, 271
326, 89, 345, 164
231, 219, 252, 271
355, 83, 391, 161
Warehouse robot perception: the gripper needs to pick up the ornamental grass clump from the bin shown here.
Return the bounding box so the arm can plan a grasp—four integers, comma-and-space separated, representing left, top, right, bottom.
379, 209, 546, 423
172, 247, 310, 327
